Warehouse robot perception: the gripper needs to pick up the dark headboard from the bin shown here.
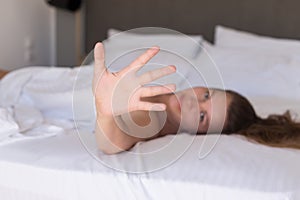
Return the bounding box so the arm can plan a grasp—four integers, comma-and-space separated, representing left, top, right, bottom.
85, 0, 300, 53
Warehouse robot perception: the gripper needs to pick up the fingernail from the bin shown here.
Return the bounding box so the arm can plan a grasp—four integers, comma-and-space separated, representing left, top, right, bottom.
95, 42, 102, 48
152, 46, 160, 51
170, 65, 176, 71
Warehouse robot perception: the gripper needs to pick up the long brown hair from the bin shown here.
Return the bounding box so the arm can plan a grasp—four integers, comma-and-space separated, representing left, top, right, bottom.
223, 90, 300, 149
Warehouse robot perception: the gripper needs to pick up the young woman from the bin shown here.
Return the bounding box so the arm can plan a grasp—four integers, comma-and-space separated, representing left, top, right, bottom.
93, 43, 300, 154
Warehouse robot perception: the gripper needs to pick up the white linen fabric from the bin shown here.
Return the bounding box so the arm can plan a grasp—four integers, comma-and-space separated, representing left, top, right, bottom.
0, 130, 299, 200
107, 28, 203, 45
0, 66, 94, 144
193, 43, 300, 103
103, 28, 203, 67
0, 107, 18, 141
215, 25, 300, 58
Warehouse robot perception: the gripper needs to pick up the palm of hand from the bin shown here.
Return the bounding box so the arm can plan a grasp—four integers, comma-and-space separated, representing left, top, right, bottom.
93, 43, 176, 116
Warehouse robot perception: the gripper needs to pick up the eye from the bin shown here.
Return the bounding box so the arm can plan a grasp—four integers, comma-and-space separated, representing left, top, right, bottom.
203, 90, 210, 100
200, 111, 205, 122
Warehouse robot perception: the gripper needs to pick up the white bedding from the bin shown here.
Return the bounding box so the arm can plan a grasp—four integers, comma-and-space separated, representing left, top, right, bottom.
1, 31, 300, 199
1, 130, 300, 200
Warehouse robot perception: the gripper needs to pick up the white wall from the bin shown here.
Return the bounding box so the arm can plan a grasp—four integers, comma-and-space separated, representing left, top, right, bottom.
0, 0, 55, 70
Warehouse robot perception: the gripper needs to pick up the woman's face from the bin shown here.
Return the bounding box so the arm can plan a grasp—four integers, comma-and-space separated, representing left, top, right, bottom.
167, 87, 230, 133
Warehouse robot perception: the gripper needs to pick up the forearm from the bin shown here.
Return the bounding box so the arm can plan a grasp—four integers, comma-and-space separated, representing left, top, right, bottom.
95, 114, 139, 154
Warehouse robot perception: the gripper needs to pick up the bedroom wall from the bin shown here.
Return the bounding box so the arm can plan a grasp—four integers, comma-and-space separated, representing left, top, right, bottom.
0, 0, 55, 70
85, 0, 300, 53
56, 7, 85, 67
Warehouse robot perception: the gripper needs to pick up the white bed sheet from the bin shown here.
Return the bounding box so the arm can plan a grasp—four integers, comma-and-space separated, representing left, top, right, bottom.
0, 47, 300, 199
1, 130, 299, 200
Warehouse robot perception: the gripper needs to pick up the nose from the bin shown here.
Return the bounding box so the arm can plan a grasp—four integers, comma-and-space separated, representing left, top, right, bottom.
179, 95, 198, 114
185, 96, 197, 109
198, 96, 211, 112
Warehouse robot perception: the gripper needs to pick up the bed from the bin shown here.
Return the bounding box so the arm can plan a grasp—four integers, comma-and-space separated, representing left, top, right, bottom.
1, 0, 300, 199
0, 25, 299, 200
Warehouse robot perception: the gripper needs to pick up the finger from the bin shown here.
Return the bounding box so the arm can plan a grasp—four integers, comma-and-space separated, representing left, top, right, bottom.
140, 84, 176, 97
121, 46, 160, 74
139, 65, 176, 85
94, 42, 106, 77
136, 102, 166, 111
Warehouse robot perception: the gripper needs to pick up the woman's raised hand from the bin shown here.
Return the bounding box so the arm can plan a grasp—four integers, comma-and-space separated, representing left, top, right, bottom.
93, 43, 176, 116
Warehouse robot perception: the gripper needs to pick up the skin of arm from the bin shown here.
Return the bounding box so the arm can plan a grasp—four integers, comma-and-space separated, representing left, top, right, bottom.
95, 111, 162, 154
95, 113, 136, 154
93, 43, 176, 154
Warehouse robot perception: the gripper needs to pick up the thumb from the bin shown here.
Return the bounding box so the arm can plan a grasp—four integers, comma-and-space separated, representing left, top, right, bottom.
94, 42, 106, 77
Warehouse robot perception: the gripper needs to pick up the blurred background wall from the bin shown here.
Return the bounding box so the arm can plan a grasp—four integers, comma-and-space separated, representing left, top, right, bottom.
0, 0, 84, 70
0, 0, 55, 70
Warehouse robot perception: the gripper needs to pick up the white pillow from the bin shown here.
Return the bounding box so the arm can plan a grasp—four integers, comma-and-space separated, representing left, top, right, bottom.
103, 28, 203, 66
194, 44, 300, 100
107, 28, 203, 44
215, 25, 300, 57
104, 47, 212, 92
